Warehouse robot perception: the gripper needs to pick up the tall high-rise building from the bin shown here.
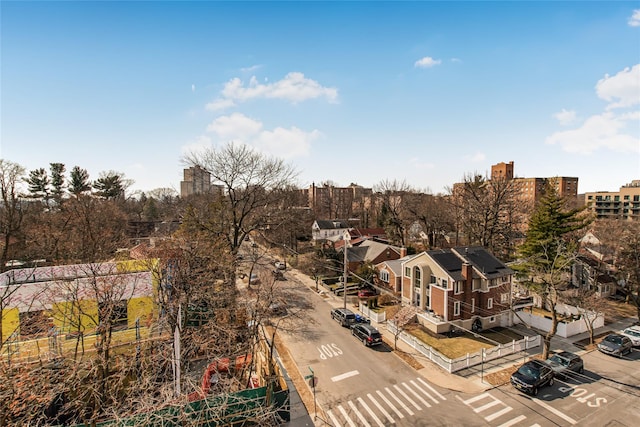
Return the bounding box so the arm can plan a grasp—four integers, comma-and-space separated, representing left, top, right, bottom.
180, 165, 211, 197
584, 180, 640, 221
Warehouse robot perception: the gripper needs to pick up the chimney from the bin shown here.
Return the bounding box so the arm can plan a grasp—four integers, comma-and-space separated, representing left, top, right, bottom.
400, 247, 407, 258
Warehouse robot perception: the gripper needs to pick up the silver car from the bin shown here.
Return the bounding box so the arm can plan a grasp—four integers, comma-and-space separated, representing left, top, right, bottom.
620, 326, 640, 347
597, 333, 633, 357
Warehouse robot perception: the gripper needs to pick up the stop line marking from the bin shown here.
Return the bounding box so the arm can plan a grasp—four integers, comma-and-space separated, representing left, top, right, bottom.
332, 370, 359, 382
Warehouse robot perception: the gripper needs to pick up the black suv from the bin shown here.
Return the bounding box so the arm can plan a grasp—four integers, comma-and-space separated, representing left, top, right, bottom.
546, 351, 584, 379
510, 360, 554, 396
351, 323, 383, 347
331, 308, 356, 327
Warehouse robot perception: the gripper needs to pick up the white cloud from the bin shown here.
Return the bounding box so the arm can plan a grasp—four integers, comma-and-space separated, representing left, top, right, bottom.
466, 152, 486, 162
240, 64, 262, 73
203, 113, 319, 158
628, 9, 640, 26
595, 64, 640, 109
207, 72, 338, 111
254, 126, 321, 159
181, 135, 213, 155
206, 113, 263, 139
205, 98, 236, 111
545, 111, 640, 154
553, 108, 578, 125
414, 57, 442, 68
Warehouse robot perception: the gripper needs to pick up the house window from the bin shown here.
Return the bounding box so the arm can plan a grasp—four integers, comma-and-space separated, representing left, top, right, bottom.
501, 276, 509, 283
379, 270, 389, 283
442, 278, 448, 289
472, 279, 481, 291
453, 301, 461, 316
430, 275, 436, 284
413, 267, 421, 287
20, 310, 50, 339
501, 293, 509, 304
489, 316, 496, 323
99, 299, 128, 330
405, 267, 411, 277
471, 298, 475, 313
487, 298, 493, 310
454, 281, 462, 294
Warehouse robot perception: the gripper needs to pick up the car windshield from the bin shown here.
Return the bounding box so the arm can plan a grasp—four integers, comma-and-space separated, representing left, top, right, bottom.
604, 335, 622, 344
624, 329, 640, 338
549, 355, 569, 366
517, 365, 540, 379
346, 314, 356, 319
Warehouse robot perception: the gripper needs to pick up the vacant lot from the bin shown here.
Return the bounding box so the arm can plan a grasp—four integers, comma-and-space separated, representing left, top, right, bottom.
404, 324, 524, 359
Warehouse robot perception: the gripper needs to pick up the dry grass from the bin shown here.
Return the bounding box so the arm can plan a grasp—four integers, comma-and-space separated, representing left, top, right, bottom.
404, 324, 524, 359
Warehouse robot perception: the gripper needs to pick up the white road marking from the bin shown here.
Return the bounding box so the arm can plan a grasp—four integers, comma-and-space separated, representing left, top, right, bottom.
462, 392, 492, 405
485, 406, 513, 421
377, 390, 405, 419
358, 397, 385, 427
531, 398, 577, 425
368, 393, 395, 424
331, 370, 360, 382
348, 400, 371, 427
411, 380, 439, 404
475, 399, 501, 413
327, 409, 341, 427
338, 404, 357, 427
394, 384, 421, 410
385, 387, 414, 416
496, 415, 527, 427
402, 382, 431, 408
417, 377, 447, 400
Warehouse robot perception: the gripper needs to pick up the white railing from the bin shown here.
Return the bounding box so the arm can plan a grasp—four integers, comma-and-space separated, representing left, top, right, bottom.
358, 302, 386, 323
387, 320, 541, 373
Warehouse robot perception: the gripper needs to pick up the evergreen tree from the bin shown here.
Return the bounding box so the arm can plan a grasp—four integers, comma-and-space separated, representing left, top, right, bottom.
515, 182, 592, 358
68, 166, 91, 197
49, 162, 66, 202
26, 168, 50, 200
93, 171, 125, 200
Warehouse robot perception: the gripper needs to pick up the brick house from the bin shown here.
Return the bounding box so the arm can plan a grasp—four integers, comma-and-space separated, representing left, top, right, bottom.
375, 252, 418, 292
401, 246, 514, 333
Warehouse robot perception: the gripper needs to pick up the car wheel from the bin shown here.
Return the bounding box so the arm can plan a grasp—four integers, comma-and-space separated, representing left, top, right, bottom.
532, 387, 538, 396
363, 339, 368, 347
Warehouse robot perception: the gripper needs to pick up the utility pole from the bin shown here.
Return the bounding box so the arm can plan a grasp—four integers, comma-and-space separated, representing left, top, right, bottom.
343, 230, 351, 309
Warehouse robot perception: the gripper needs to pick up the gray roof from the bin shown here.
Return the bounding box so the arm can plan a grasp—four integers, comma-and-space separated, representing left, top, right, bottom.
314, 219, 350, 230
379, 255, 420, 275
427, 246, 513, 281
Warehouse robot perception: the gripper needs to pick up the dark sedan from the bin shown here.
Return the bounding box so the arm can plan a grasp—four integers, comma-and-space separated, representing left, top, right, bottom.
510, 359, 554, 396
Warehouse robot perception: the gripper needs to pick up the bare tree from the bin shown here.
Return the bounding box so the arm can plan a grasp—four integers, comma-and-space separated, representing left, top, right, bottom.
373, 179, 413, 246
0, 160, 26, 272
616, 222, 640, 321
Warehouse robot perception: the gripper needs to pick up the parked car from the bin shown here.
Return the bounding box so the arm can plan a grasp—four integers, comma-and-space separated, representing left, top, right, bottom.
331, 308, 356, 327
546, 351, 584, 379
620, 326, 640, 347
510, 360, 555, 396
597, 333, 633, 357
274, 261, 286, 270
358, 288, 377, 299
351, 323, 383, 347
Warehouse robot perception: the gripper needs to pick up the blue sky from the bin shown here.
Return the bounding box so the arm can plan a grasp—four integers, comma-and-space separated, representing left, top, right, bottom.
1, 1, 639, 195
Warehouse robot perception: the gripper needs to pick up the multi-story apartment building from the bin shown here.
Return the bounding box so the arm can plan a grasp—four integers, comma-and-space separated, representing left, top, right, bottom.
180, 165, 211, 197
584, 180, 640, 221
301, 183, 373, 221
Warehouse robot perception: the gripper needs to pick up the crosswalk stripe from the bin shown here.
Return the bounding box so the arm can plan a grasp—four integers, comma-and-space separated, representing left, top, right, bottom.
417, 377, 447, 400
348, 400, 371, 427
485, 406, 513, 421
367, 393, 395, 424
358, 397, 385, 427
496, 415, 527, 427
410, 380, 439, 404
475, 399, 501, 413
385, 387, 414, 416
529, 424, 541, 427
327, 409, 341, 427
402, 382, 431, 408
393, 384, 421, 411
377, 390, 405, 419
462, 392, 492, 405
338, 404, 357, 427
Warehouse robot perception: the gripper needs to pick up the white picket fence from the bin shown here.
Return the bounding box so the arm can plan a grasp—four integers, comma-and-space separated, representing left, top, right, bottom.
358, 302, 386, 323
386, 320, 541, 373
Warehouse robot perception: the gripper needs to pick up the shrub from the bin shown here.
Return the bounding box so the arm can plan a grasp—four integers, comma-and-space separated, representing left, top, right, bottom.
378, 293, 397, 306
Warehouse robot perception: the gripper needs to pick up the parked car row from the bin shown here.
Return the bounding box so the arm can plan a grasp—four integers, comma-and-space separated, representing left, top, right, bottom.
330, 308, 383, 347
511, 351, 584, 396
